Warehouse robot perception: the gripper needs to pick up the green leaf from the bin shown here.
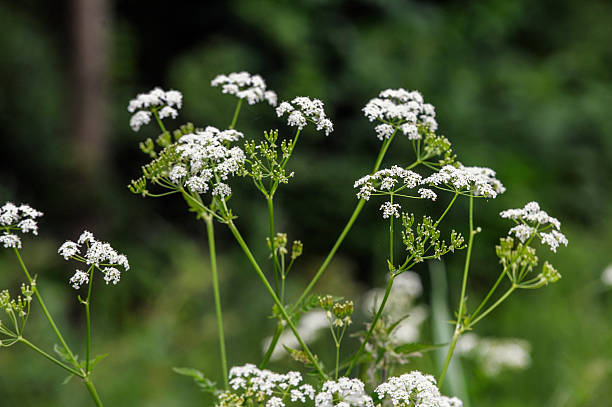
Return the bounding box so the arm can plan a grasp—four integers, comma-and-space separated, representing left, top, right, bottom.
89, 353, 108, 370
53, 344, 76, 364
394, 342, 447, 355
172, 367, 220, 395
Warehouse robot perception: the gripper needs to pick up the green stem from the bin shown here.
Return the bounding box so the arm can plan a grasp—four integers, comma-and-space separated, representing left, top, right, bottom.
470, 270, 506, 321
84, 265, 94, 374
226, 220, 327, 379
83, 378, 104, 407
152, 109, 167, 133
438, 195, 474, 387
204, 216, 229, 389
389, 195, 394, 265
229, 99, 243, 130
18, 337, 84, 378
345, 273, 396, 376
260, 324, 283, 368
469, 285, 516, 327
13, 249, 82, 372
267, 196, 280, 295
335, 342, 341, 380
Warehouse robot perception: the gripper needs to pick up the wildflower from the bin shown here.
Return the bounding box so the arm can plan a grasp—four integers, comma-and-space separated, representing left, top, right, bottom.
375, 371, 462, 407
211, 71, 278, 106
127, 87, 183, 132
218, 364, 315, 407
354, 166, 422, 201
423, 165, 506, 198
418, 188, 437, 201
59, 230, 129, 289
363, 89, 438, 140
0, 202, 43, 249
500, 202, 567, 252
276, 97, 334, 136
380, 202, 401, 219
315, 377, 373, 407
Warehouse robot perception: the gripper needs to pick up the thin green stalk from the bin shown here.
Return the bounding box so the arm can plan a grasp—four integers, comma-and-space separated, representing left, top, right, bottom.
438, 195, 474, 387
469, 285, 516, 327
389, 194, 395, 265
260, 324, 283, 368
226, 220, 327, 379
83, 378, 104, 407
470, 270, 506, 321
267, 196, 280, 295
13, 249, 82, 372
84, 266, 94, 374
152, 109, 167, 133
229, 99, 243, 129
345, 273, 396, 376
204, 216, 229, 389
18, 337, 84, 378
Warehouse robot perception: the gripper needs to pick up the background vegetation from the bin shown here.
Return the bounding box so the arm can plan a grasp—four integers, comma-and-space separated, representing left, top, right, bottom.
1, 0, 611, 406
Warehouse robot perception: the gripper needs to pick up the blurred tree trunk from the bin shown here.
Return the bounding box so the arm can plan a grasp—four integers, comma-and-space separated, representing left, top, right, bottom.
71, 0, 110, 175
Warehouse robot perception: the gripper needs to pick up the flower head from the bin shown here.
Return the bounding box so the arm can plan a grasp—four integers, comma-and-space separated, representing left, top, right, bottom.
211, 71, 277, 106
315, 377, 373, 407
500, 202, 567, 252
0, 202, 44, 249
354, 166, 423, 201
375, 371, 462, 407
59, 230, 129, 289
127, 87, 183, 132
276, 97, 334, 136
423, 165, 506, 198
363, 89, 438, 140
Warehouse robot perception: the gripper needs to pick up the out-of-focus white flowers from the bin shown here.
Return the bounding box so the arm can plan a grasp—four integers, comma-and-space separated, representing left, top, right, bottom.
168, 126, 246, 198
0, 202, 44, 249
500, 202, 567, 252
456, 333, 531, 377
602, 263, 612, 287
276, 97, 334, 136
58, 230, 130, 289
211, 71, 278, 106
374, 371, 462, 407
315, 377, 373, 407
363, 89, 438, 140
128, 87, 183, 131
263, 310, 328, 362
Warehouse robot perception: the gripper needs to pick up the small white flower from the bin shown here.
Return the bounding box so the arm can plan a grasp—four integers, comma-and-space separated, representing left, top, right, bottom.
540, 230, 568, 253
375, 124, 395, 141
58, 241, 79, 259
316, 378, 373, 407
158, 106, 178, 119
0, 233, 21, 249
380, 202, 401, 219
211, 72, 277, 106
354, 166, 423, 200
103, 267, 121, 285
423, 165, 505, 198
509, 224, 535, 243
129, 110, 151, 132
418, 188, 437, 201
277, 96, 334, 136
375, 371, 461, 407
212, 182, 232, 198
69, 270, 89, 289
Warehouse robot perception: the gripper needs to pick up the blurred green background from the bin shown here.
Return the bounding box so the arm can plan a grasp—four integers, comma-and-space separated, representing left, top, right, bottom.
1, 0, 611, 406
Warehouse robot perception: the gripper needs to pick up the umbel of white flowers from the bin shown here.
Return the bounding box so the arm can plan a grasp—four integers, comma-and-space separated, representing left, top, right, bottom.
0, 202, 44, 249
128, 87, 183, 131
276, 96, 334, 136
211, 71, 278, 106
58, 230, 130, 288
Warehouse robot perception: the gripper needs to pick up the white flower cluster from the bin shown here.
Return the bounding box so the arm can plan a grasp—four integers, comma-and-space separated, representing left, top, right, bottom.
276, 97, 334, 136
363, 89, 437, 140
0, 202, 44, 249
168, 126, 246, 198
500, 202, 568, 252
58, 231, 130, 289
374, 371, 462, 407
211, 71, 278, 106
362, 272, 428, 344
456, 333, 531, 377
423, 165, 506, 198
128, 87, 183, 131
354, 166, 437, 218
315, 377, 373, 407
602, 264, 612, 287
219, 364, 315, 407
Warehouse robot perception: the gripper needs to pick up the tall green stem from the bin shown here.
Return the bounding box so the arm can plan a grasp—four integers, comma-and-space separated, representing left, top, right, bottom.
260, 324, 283, 368
345, 274, 396, 376
469, 285, 516, 327
204, 216, 229, 389
439, 195, 474, 387
84, 266, 94, 374
83, 378, 104, 407
267, 196, 280, 294
152, 109, 167, 133
226, 220, 327, 379
13, 249, 82, 372
229, 99, 243, 130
